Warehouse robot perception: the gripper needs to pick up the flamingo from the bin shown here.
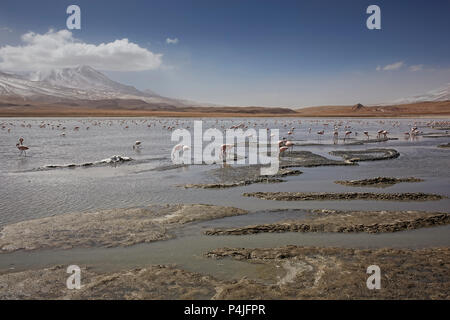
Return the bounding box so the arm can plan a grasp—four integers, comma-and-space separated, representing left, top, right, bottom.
171, 144, 191, 162
344, 131, 352, 141
279, 146, 289, 157
317, 130, 324, 141
364, 131, 370, 139
285, 141, 294, 152
16, 143, 29, 156
377, 130, 384, 139
133, 141, 142, 149
220, 144, 234, 160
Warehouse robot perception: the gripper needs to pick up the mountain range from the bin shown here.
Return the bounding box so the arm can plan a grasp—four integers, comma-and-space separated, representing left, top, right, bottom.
0, 66, 297, 116
0, 65, 448, 116
0, 65, 192, 107
391, 83, 450, 104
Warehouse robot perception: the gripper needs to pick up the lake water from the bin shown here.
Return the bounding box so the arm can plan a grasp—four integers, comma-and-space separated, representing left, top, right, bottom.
1, 117, 449, 276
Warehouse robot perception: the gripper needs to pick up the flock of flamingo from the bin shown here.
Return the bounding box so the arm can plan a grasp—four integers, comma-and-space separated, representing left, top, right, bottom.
2, 118, 448, 157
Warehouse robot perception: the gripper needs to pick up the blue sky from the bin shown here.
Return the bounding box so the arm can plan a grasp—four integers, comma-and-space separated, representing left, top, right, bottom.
0, 0, 449, 106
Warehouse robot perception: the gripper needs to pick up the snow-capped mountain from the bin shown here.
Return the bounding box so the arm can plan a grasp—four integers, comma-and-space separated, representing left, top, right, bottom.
391, 83, 450, 104
0, 66, 186, 106
29, 65, 145, 96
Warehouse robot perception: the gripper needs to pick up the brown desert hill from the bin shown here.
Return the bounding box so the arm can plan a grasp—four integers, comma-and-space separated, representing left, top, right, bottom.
352, 103, 364, 111
1, 96, 449, 118
295, 100, 450, 117
0, 97, 297, 117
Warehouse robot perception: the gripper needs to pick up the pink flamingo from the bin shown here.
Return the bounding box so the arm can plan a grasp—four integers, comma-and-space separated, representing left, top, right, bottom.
133, 141, 142, 149
317, 130, 324, 141
364, 131, 370, 139
332, 130, 339, 144
279, 146, 289, 157
377, 130, 384, 139
16, 143, 29, 155
285, 141, 294, 152
220, 144, 234, 160
171, 144, 190, 162
344, 131, 352, 141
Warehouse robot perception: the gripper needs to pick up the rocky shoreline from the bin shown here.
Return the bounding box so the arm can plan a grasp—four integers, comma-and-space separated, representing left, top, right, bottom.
242, 192, 444, 201
204, 210, 450, 235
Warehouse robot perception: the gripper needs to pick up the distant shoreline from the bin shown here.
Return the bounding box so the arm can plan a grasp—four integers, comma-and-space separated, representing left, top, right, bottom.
0, 100, 449, 118
1, 110, 450, 118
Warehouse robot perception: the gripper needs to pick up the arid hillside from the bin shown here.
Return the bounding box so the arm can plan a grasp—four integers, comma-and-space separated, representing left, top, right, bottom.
295, 101, 450, 117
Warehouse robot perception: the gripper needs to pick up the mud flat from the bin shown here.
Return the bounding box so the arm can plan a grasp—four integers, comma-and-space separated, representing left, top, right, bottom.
432, 126, 450, 130
2, 245, 448, 299
243, 192, 444, 201
344, 137, 398, 145
420, 132, 450, 138
291, 137, 397, 147
0, 204, 247, 253
438, 143, 450, 149
334, 176, 423, 188
182, 167, 302, 189
182, 151, 354, 189
279, 151, 356, 168
205, 246, 450, 299
329, 148, 400, 162
0, 264, 226, 300
205, 210, 450, 235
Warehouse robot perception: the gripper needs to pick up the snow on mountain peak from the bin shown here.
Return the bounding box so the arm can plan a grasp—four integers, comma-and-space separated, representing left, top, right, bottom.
0, 65, 188, 106
391, 83, 450, 104
28, 65, 138, 93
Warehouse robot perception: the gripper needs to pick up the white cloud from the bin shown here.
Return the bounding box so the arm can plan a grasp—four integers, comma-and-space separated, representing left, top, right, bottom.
409, 64, 424, 72
377, 61, 404, 71
166, 37, 179, 45
0, 29, 163, 71
384, 61, 404, 70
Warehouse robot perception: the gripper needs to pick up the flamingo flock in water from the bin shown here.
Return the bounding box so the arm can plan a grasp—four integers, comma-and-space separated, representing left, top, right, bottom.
2, 119, 448, 160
